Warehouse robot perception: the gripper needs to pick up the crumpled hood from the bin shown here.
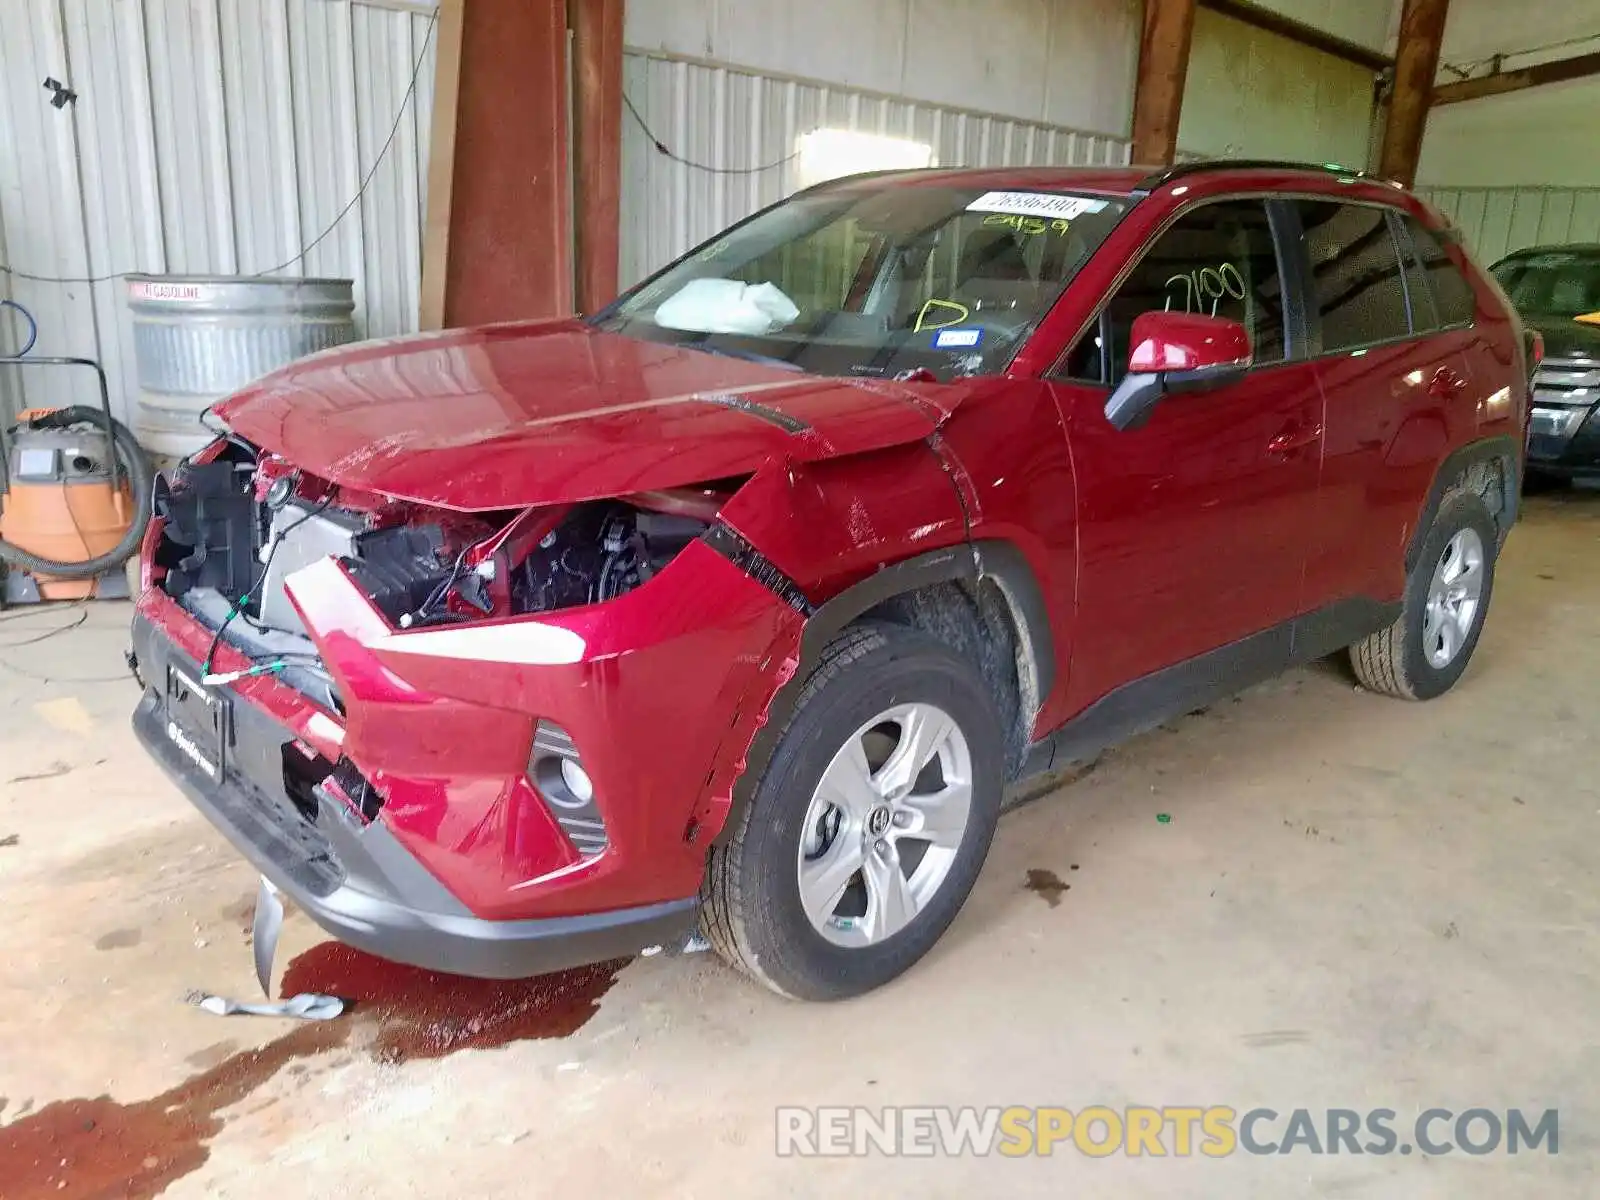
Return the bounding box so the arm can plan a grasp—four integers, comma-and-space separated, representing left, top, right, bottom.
217, 319, 954, 511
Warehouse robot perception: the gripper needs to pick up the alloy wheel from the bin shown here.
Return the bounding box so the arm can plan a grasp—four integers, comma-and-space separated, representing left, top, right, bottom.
796, 702, 974, 948
1422, 526, 1485, 669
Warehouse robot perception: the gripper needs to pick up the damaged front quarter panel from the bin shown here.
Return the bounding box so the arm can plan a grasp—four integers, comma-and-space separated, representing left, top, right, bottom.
717, 439, 971, 596
690, 437, 974, 843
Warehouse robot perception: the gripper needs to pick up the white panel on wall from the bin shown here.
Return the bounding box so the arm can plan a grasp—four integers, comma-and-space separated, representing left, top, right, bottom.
1179, 8, 1377, 167
1436, 0, 1600, 66
1417, 78, 1600, 189
0, 0, 435, 427
1249, 0, 1397, 52
718, 0, 914, 97
1419, 187, 1600, 265
618, 49, 1135, 290
624, 0, 1141, 138
901, 0, 1138, 139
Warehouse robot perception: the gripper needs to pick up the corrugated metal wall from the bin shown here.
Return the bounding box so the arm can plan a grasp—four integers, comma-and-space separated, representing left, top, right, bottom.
0, 0, 436, 427
1419, 187, 1600, 266
619, 49, 1134, 289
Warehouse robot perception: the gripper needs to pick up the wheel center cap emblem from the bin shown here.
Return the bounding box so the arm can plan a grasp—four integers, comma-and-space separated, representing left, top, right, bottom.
867, 806, 892, 837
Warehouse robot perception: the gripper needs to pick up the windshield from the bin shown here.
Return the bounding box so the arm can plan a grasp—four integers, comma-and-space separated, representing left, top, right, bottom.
1492, 252, 1600, 318
596, 184, 1129, 380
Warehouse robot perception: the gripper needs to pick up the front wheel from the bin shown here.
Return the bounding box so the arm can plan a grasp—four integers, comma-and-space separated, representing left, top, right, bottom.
1349, 488, 1498, 700
702, 623, 1004, 1000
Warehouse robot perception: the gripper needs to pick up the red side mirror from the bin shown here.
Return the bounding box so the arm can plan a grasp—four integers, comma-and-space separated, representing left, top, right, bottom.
1128, 311, 1253, 374
1105, 311, 1254, 432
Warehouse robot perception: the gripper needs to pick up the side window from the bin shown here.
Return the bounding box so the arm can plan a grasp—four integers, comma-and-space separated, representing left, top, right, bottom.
1404, 217, 1477, 327
1064, 199, 1287, 384
1294, 201, 1412, 352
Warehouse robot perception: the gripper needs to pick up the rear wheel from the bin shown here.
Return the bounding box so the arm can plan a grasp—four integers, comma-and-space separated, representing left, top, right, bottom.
702, 623, 1004, 1000
1349, 489, 1497, 700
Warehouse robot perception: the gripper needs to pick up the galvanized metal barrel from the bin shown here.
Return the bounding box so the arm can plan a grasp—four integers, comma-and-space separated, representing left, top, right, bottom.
126, 275, 356, 458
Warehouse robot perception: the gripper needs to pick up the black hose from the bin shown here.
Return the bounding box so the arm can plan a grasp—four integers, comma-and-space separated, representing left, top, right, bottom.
0, 406, 155, 580
0, 300, 39, 357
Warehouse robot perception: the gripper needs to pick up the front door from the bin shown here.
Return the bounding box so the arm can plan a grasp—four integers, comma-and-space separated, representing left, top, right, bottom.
1048, 197, 1325, 714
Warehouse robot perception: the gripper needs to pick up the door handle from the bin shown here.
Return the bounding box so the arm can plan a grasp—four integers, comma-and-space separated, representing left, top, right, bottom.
1429, 368, 1468, 399
1267, 423, 1323, 455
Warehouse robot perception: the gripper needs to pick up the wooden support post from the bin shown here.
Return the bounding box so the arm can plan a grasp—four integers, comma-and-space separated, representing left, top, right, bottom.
419, 0, 572, 330
1131, 0, 1199, 167
570, 0, 625, 314
1378, 0, 1451, 187
419, 0, 465, 331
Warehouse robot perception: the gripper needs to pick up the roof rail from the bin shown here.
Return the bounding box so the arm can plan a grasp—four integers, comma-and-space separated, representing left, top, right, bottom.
1132, 158, 1370, 196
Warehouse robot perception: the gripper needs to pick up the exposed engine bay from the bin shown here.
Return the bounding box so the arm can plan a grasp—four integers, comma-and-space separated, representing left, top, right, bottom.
149, 439, 729, 694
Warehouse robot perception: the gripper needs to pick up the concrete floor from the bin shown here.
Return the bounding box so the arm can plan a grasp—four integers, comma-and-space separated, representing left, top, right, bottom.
2, 492, 1598, 1198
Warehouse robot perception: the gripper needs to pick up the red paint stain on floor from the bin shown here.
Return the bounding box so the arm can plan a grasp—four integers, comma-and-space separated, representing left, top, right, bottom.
279, 942, 626, 1063
0, 946, 624, 1198
0, 1020, 348, 1200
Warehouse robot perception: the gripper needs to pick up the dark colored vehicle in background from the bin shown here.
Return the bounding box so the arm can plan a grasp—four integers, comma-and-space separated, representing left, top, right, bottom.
130, 161, 1529, 1001
1491, 245, 1600, 482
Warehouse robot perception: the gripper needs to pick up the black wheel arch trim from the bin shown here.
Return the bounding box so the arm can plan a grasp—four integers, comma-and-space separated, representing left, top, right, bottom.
1406, 434, 1521, 573
714, 538, 1055, 844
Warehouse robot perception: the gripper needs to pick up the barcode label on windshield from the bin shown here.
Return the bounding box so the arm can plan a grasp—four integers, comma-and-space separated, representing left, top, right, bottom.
966, 192, 1108, 220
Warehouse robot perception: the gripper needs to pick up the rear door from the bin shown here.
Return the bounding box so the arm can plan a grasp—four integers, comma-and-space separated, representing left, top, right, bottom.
1046, 197, 1325, 712
1292, 201, 1481, 607
1402, 214, 1523, 450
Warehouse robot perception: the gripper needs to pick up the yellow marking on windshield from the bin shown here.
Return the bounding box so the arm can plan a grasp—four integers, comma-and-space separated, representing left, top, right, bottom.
914, 298, 971, 332
982, 213, 1074, 237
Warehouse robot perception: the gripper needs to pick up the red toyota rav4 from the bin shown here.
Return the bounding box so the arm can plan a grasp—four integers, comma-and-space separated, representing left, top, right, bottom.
131, 162, 1529, 1000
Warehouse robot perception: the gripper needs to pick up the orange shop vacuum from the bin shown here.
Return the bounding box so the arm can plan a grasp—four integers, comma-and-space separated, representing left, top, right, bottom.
0, 301, 154, 605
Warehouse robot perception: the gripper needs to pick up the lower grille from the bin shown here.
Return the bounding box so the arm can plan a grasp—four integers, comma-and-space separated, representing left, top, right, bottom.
529, 720, 608, 858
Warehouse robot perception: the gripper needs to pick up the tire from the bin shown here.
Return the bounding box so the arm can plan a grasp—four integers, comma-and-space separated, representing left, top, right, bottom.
702, 622, 1005, 1001
1349, 488, 1498, 700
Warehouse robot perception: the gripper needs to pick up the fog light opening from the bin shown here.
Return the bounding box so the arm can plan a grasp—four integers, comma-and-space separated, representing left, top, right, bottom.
530, 720, 609, 858
560, 757, 594, 804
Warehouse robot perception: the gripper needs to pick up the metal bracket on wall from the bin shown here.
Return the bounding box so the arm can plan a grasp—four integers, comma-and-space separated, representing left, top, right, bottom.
41, 78, 77, 109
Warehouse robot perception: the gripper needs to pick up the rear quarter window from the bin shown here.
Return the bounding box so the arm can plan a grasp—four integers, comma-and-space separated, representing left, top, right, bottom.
1404, 217, 1477, 327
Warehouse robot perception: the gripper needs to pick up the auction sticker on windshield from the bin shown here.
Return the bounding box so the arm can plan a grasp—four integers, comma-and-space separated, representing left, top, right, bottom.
967, 192, 1108, 220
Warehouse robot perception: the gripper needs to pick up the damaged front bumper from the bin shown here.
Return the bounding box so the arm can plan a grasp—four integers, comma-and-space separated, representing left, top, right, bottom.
131, 614, 697, 976
129, 536, 805, 979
